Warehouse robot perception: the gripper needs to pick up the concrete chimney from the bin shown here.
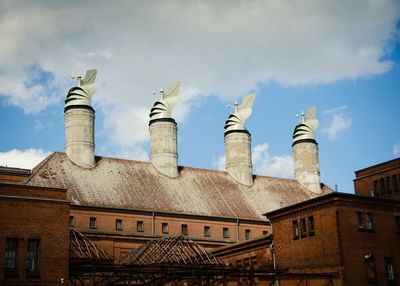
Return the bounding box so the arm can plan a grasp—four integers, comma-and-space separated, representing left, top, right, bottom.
224, 94, 256, 186
149, 82, 180, 177
64, 69, 97, 168
292, 107, 321, 194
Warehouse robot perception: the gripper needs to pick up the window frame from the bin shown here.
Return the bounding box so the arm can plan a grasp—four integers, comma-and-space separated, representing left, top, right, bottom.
386, 176, 392, 194
293, 220, 299, 240
384, 257, 395, 281
308, 216, 315, 236
300, 218, 307, 238
393, 174, 399, 193
245, 229, 251, 240
181, 224, 188, 236
137, 221, 144, 232
204, 226, 211, 237
223, 227, 229, 238
115, 219, 123, 231
366, 213, 374, 230
162, 223, 169, 234
89, 217, 97, 229
356, 212, 364, 229
364, 254, 377, 284
5, 238, 18, 277
26, 239, 40, 277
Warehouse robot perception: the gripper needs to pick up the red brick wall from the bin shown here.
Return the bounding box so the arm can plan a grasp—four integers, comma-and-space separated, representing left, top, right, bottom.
70, 207, 271, 261
0, 186, 69, 286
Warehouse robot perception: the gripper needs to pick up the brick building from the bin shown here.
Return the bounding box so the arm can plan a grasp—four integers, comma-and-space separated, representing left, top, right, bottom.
354, 157, 400, 199
0, 179, 70, 285
265, 192, 400, 286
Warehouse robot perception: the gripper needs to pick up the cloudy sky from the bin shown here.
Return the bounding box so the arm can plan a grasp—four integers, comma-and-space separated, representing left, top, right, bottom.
1, 0, 399, 193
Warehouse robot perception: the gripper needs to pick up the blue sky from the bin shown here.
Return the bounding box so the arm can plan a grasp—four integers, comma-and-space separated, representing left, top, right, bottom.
0, 1, 399, 194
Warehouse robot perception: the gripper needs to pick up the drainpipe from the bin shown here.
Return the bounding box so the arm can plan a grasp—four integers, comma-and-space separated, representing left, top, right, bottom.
152, 212, 155, 237
236, 219, 240, 242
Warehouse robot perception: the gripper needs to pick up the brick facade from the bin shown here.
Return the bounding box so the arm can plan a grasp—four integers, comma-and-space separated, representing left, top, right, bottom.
265, 193, 400, 286
0, 183, 70, 285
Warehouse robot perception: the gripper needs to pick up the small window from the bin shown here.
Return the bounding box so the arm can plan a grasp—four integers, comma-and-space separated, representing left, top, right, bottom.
393, 175, 399, 192
380, 178, 385, 195
181, 224, 188, 236
395, 216, 400, 232
5, 238, 18, 276
204, 226, 211, 237
373, 180, 379, 196
223, 227, 229, 238
385, 257, 395, 281
245, 229, 251, 240
308, 216, 315, 236
69, 216, 75, 227
262, 230, 268, 236
162, 223, 168, 234
293, 220, 299, 240
386, 177, 391, 194
364, 254, 377, 284
137, 221, 144, 232
116, 219, 123, 231
366, 213, 374, 230
89, 217, 97, 229
26, 239, 40, 276
300, 218, 307, 237
357, 212, 364, 229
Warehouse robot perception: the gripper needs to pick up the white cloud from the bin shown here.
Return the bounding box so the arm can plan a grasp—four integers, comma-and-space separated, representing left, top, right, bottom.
394, 144, 400, 157
322, 106, 352, 140
212, 142, 294, 178
0, 1, 399, 158
252, 143, 294, 178
0, 149, 50, 169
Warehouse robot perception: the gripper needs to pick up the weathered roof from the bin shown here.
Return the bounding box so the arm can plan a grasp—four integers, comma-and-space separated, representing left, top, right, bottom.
26, 152, 331, 220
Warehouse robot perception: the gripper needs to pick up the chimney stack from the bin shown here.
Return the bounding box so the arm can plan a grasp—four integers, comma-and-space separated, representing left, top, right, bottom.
64, 69, 97, 168
224, 94, 256, 186
149, 81, 180, 177
292, 106, 321, 194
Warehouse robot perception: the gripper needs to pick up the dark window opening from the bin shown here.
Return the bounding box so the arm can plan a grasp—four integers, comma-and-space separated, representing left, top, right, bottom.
181, 224, 188, 236
308, 216, 315, 236
293, 220, 299, 240
384, 257, 395, 281
162, 223, 168, 234
204, 226, 211, 237
5, 238, 18, 277
366, 213, 374, 230
137, 221, 144, 232
223, 227, 229, 238
386, 177, 391, 194
245, 229, 251, 240
373, 180, 379, 196
300, 218, 307, 238
357, 212, 364, 229
393, 175, 399, 192
69, 216, 75, 227
364, 254, 377, 284
26, 239, 40, 277
380, 178, 385, 195
262, 230, 269, 235
89, 217, 97, 229
115, 219, 123, 231
395, 216, 400, 232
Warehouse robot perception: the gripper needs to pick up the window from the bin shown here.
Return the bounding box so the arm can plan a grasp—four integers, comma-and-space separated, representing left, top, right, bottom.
393, 175, 399, 192
293, 220, 299, 239
137, 221, 144, 232
308, 216, 315, 236
373, 180, 379, 196
395, 216, 400, 232
357, 212, 364, 229
262, 230, 268, 235
364, 254, 377, 284
204, 226, 211, 237
366, 213, 374, 230
115, 219, 123, 231
245, 229, 251, 240
300, 218, 307, 237
181, 224, 188, 235
89, 217, 97, 229
223, 227, 229, 238
386, 177, 391, 194
5, 238, 18, 276
26, 239, 40, 276
380, 178, 385, 195
69, 216, 75, 227
162, 223, 168, 234
385, 257, 395, 281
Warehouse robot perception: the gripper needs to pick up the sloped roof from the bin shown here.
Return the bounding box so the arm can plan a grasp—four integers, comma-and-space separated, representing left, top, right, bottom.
26, 152, 331, 220
119, 235, 220, 265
